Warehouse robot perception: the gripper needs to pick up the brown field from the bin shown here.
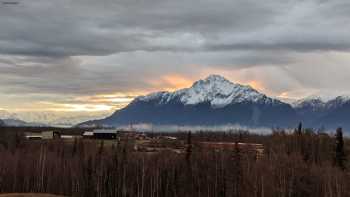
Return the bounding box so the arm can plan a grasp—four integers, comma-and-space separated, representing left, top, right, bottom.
0, 127, 349, 197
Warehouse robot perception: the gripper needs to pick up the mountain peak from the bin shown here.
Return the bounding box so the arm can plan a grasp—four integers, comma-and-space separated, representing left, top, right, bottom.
203, 74, 230, 83
192, 75, 237, 90
138, 75, 279, 108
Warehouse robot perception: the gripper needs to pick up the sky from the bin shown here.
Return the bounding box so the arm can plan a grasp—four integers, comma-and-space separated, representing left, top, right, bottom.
1, 0, 350, 115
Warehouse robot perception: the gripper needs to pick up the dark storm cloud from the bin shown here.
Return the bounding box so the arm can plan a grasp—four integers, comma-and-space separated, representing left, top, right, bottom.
0, 54, 185, 95
205, 42, 350, 52
1, 0, 350, 57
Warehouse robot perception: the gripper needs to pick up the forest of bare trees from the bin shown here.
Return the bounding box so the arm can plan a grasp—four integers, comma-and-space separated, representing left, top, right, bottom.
0, 126, 349, 197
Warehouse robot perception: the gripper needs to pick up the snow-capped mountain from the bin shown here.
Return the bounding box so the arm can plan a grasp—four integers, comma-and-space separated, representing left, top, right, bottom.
325, 95, 350, 109
293, 95, 350, 129
315, 96, 350, 129
293, 96, 325, 109
81, 75, 298, 127
138, 75, 282, 108
293, 96, 328, 126
294, 95, 350, 110
293, 94, 350, 107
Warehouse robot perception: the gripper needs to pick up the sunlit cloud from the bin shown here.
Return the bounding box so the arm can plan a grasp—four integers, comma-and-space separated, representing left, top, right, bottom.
275, 88, 321, 103
278, 92, 291, 99
246, 80, 266, 92
161, 74, 194, 91
75, 94, 136, 104
147, 74, 194, 92
42, 102, 114, 112
36, 93, 142, 112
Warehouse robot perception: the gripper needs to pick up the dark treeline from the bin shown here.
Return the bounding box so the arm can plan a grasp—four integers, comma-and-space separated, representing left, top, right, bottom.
0, 126, 349, 197
0, 127, 91, 135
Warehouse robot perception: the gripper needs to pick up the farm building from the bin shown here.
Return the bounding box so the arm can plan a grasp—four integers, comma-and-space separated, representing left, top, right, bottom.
42, 131, 61, 139
93, 129, 117, 139
158, 136, 177, 140
25, 133, 42, 140
25, 131, 61, 140
82, 131, 94, 138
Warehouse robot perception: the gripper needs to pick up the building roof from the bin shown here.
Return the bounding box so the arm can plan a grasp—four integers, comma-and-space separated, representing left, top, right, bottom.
93, 129, 117, 134
83, 131, 94, 136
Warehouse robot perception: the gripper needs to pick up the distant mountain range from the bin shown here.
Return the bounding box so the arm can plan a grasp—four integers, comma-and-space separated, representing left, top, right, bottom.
3, 75, 350, 131
0, 110, 110, 127
81, 75, 350, 131
80, 75, 332, 130
0, 110, 43, 127
0, 118, 47, 127
293, 96, 350, 130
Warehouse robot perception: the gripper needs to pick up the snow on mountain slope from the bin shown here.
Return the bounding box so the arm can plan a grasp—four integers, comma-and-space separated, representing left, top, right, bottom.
0, 110, 111, 127
293, 96, 326, 109
293, 95, 350, 109
138, 75, 281, 108
1, 119, 46, 127
0, 110, 17, 119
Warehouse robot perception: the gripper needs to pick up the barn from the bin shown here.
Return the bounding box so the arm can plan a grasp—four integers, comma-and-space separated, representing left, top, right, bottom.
93, 129, 117, 139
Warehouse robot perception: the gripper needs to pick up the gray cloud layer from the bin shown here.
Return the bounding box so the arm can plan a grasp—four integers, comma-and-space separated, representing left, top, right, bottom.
1, 0, 350, 56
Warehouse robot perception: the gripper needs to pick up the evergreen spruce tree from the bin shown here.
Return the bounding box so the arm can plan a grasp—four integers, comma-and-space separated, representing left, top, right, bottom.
334, 127, 346, 170
296, 122, 303, 135
72, 137, 78, 157
186, 131, 192, 163
98, 140, 104, 155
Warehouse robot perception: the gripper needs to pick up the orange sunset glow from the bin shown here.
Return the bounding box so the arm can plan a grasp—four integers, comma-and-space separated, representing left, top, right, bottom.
161, 75, 194, 91
147, 74, 194, 92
